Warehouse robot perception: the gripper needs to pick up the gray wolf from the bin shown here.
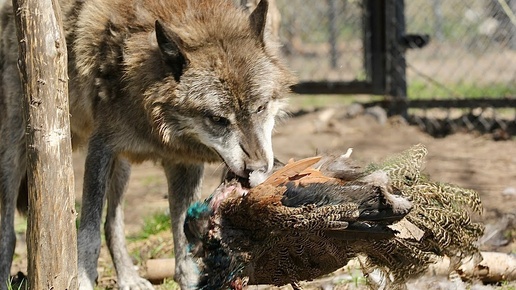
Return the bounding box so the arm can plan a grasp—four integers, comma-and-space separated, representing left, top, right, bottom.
0, 0, 293, 289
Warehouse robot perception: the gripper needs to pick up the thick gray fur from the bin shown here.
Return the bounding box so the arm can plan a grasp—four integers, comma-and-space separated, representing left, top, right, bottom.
0, 0, 293, 289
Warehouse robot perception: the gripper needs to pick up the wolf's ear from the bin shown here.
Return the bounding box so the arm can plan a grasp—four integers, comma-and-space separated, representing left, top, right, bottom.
155, 20, 187, 82
249, 0, 268, 45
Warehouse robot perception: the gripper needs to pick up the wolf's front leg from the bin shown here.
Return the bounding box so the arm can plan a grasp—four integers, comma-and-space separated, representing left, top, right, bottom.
0, 130, 26, 290
77, 133, 115, 290
0, 59, 27, 290
163, 161, 204, 289
105, 157, 154, 290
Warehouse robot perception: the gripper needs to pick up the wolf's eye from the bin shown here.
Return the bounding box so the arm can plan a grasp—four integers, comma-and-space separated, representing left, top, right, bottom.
208, 115, 230, 126
256, 103, 268, 114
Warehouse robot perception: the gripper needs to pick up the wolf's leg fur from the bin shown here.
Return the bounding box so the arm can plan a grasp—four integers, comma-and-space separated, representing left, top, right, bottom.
77, 132, 116, 290
0, 59, 26, 290
163, 162, 204, 289
104, 157, 154, 290
0, 142, 25, 290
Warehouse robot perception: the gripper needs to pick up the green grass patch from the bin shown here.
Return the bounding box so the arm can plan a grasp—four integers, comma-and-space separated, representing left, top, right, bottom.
408, 81, 515, 99
287, 83, 514, 111
501, 281, 516, 290
6, 277, 26, 290
288, 94, 382, 110
335, 269, 367, 287
14, 216, 27, 236
159, 278, 180, 290
130, 211, 171, 241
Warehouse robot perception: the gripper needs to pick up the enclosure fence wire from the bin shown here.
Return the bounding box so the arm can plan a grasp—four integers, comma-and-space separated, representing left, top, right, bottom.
270, 0, 516, 138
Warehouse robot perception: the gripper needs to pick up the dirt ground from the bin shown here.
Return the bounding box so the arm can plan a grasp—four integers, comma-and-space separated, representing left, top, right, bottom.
11, 102, 516, 289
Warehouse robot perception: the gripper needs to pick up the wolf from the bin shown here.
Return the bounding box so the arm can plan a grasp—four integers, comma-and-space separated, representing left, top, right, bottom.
0, 0, 294, 289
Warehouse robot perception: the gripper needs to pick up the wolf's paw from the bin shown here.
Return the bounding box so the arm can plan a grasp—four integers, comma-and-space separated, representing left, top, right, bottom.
175, 258, 200, 290
118, 276, 154, 290
78, 269, 96, 290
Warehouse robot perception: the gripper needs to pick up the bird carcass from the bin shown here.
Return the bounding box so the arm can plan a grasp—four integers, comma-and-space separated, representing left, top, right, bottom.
185, 144, 484, 289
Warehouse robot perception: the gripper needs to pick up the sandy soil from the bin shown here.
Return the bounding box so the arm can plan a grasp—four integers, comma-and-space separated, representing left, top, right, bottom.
11, 103, 516, 289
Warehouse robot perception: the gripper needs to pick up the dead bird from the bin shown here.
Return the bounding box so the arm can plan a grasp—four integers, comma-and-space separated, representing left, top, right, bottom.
185, 144, 484, 289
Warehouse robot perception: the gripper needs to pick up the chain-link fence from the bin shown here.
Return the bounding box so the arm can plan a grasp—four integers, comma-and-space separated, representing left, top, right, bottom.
266, 0, 516, 137
403, 0, 516, 138
272, 0, 516, 96
276, 0, 365, 83
404, 0, 516, 99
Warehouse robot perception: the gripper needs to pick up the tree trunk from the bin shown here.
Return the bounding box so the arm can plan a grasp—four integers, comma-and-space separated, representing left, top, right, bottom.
12, 0, 78, 288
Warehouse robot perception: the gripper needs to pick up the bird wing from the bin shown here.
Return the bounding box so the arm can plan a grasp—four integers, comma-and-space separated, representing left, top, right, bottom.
261, 156, 349, 188
261, 156, 322, 186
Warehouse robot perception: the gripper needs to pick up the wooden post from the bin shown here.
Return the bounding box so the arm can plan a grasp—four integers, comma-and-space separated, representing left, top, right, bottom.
12, 0, 78, 288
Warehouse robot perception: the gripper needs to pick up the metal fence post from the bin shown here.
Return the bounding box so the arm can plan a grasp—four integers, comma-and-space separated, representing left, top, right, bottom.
386, 0, 408, 117
363, 0, 387, 95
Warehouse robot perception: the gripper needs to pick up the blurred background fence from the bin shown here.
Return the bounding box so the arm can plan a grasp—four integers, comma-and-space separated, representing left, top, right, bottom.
277, 0, 366, 83
242, 0, 516, 138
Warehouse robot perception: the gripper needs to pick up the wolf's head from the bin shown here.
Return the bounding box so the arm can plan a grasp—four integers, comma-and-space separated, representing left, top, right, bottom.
143, 0, 294, 177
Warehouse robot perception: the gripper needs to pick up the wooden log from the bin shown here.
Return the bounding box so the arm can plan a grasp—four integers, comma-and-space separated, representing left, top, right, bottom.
146, 252, 516, 286
428, 252, 516, 283
12, 0, 78, 288
145, 258, 175, 284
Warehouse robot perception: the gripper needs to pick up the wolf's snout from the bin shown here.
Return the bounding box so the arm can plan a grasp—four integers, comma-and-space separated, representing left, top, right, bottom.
244, 161, 268, 176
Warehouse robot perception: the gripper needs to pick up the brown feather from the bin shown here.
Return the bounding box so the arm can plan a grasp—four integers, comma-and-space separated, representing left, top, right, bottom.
262, 156, 322, 186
